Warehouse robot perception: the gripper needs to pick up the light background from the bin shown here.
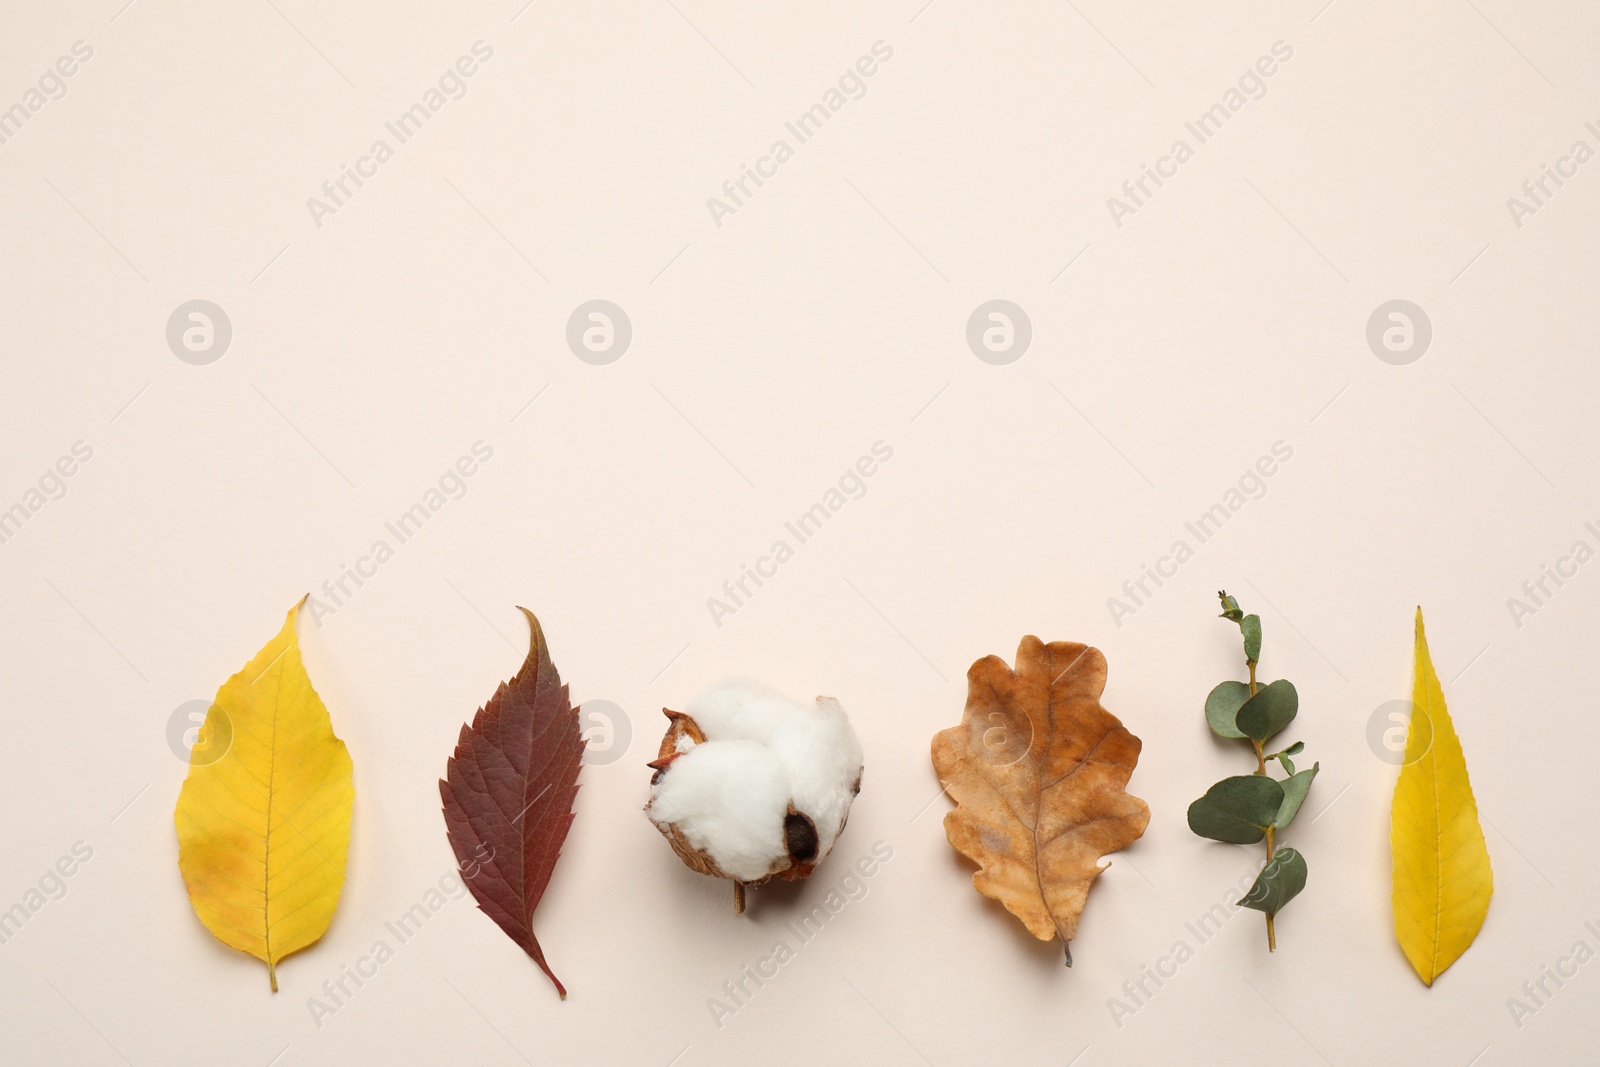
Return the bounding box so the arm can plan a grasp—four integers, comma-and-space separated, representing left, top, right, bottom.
2, 1, 1596, 1064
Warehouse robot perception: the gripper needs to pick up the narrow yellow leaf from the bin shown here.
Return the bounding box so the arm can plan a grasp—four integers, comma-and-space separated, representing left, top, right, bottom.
174, 600, 354, 991
1391, 608, 1492, 985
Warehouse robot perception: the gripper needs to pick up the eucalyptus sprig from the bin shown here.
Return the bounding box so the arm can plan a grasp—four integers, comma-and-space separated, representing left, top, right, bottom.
1187, 591, 1318, 951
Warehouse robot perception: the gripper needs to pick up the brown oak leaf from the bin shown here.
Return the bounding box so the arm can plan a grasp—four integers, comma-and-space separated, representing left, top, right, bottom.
440, 608, 585, 998
931, 637, 1149, 964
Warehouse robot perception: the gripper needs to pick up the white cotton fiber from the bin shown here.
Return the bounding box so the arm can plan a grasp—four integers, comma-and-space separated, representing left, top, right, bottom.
647, 681, 864, 884
650, 741, 791, 882
767, 697, 862, 857
682, 679, 798, 744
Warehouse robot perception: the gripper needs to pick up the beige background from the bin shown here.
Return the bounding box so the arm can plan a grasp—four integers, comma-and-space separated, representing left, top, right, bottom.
3, 1, 1598, 1064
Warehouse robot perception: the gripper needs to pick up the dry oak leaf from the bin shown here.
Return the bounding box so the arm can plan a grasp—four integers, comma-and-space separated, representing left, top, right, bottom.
931, 637, 1149, 964
441, 607, 585, 999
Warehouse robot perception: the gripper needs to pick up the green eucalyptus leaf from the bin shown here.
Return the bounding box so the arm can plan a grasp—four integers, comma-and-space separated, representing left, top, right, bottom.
1273, 763, 1319, 828
1235, 679, 1298, 743
1239, 847, 1308, 918
1241, 614, 1262, 663
1204, 681, 1252, 739
1267, 740, 1303, 774
1218, 591, 1244, 623
1187, 775, 1285, 844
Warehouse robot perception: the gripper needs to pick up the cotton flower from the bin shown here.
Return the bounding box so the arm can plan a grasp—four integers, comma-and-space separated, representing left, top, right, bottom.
645, 680, 863, 911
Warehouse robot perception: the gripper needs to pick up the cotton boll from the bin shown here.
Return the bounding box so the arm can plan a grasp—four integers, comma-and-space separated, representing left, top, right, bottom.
645, 681, 865, 909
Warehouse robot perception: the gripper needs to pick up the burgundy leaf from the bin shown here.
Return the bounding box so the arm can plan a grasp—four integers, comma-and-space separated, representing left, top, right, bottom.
441, 607, 585, 998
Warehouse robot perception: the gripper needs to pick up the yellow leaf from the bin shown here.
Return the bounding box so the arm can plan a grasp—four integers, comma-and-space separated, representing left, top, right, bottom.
1391, 608, 1492, 986
175, 600, 354, 991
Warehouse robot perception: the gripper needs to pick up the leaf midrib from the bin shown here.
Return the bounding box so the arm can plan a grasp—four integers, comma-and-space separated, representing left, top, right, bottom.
1034, 651, 1116, 940
262, 650, 284, 968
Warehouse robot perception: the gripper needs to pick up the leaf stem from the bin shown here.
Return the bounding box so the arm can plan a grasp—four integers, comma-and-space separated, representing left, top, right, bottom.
1247, 661, 1276, 951
1263, 828, 1277, 952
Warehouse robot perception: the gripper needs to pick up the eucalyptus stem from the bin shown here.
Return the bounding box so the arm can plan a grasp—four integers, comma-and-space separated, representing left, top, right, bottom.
1247, 661, 1276, 951
1188, 591, 1311, 953
1258, 773, 1277, 951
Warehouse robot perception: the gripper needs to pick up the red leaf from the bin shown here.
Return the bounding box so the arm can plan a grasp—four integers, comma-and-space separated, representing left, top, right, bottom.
440, 608, 586, 998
